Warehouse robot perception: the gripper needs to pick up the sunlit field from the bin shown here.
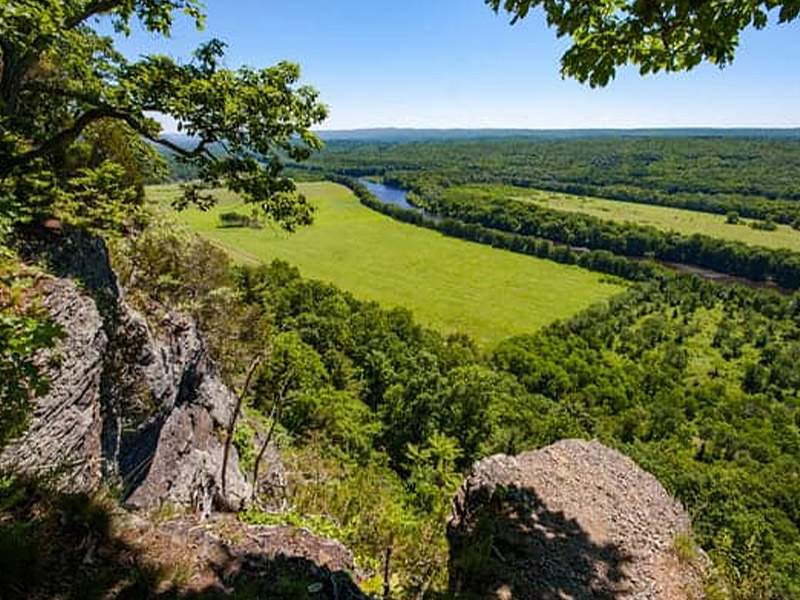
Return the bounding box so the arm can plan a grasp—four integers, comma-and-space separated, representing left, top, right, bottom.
150, 181, 625, 345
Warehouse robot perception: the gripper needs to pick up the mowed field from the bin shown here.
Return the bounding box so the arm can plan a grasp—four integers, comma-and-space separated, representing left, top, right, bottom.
469, 185, 800, 251
149, 182, 625, 345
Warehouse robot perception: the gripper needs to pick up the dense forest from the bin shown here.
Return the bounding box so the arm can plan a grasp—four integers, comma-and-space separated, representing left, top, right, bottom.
4, 0, 800, 598
6, 111, 800, 600
304, 136, 800, 225
123, 135, 800, 598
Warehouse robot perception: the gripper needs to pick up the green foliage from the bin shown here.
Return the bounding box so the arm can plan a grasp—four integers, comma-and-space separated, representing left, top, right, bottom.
500, 188, 800, 252
237, 260, 557, 471
55, 161, 138, 233
110, 198, 800, 597
232, 421, 257, 476
249, 445, 451, 596
493, 278, 800, 599
219, 211, 263, 229
241, 506, 356, 549
307, 136, 800, 226
405, 433, 462, 519
750, 219, 779, 232
0, 0, 327, 234
486, 1, 800, 86
394, 181, 800, 288
111, 213, 264, 382
0, 251, 61, 450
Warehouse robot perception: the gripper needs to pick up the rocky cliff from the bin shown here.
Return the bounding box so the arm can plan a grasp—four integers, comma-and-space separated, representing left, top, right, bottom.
448, 439, 705, 600
1, 226, 250, 510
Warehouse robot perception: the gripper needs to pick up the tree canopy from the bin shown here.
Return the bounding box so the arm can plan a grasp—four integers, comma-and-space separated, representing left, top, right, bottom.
487, 0, 800, 86
0, 0, 328, 231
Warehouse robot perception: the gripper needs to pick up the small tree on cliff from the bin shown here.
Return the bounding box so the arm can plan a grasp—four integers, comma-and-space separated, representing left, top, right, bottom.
0, 1, 328, 232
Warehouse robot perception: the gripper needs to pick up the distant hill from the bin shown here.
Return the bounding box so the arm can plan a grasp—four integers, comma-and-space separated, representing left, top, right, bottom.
315, 127, 800, 143
159, 128, 800, 148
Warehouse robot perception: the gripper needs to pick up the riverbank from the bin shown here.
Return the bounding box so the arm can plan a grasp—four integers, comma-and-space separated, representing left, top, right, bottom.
355, 177, 794, 292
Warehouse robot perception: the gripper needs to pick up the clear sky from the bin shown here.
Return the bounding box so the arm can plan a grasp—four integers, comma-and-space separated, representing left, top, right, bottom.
102, 0, 800, 131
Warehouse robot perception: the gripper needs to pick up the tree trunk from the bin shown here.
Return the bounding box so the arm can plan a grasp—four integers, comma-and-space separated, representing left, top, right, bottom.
221, 356, 262, 502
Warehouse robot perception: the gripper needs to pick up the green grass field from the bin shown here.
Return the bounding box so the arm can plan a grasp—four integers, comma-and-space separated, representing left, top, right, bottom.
463, 185, 800, 251
149, 182, 625, 345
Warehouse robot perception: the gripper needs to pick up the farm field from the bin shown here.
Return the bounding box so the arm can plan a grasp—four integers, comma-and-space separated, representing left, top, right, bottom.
148, 181, 625, 345
464, 184, 800, 251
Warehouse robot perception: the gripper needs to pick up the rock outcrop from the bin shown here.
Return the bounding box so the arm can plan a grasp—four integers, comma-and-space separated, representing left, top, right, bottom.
119, 513, 369, 599
1, 226, 250, 510
448, 439, 705, 600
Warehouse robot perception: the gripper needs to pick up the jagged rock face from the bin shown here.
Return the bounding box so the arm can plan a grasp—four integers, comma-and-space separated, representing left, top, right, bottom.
448, 439, 704, 600
1, 227, 251, 510
0, 277, 107, 489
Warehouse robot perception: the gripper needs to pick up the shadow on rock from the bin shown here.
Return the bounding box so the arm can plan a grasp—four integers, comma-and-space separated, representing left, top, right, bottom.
0, 475, 366, 600
448, 483, 633, 600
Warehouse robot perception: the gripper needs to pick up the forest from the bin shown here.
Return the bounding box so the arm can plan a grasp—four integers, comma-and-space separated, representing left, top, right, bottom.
302, 138, 800, 289
303, 136, 800, 225
412, 185, 800, 288
143, 134, 800, 598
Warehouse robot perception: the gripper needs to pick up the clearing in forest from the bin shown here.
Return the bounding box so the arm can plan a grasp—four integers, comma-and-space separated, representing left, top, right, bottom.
149, 182, 624, 345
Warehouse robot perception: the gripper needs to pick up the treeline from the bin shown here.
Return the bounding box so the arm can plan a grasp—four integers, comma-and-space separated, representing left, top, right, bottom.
392, 171, 800, 228
305, 136, 800, 225
329, 174, 662, 283
414, 186, 800, 289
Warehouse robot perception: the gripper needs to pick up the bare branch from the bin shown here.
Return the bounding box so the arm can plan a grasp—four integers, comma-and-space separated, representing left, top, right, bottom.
251, 366, 296, 502
152, 136, 215, 160
221, 355, 263, 504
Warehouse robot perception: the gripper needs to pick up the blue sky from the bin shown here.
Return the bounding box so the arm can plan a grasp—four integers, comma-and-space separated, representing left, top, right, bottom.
103, 0, 800, 130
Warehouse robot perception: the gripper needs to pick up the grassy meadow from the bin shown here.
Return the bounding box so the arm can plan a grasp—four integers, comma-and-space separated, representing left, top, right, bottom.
461, 185, 800, 251
148, 182, 625, 345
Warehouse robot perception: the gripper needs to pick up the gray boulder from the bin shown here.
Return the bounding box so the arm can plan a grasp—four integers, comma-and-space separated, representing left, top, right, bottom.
448, 439, 705, 600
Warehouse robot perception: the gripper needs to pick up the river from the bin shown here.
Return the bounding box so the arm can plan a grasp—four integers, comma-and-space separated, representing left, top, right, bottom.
358, 179, 416, 210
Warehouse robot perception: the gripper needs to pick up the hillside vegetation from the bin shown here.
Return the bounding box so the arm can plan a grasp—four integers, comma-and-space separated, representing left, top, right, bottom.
149, 182, 624, 345
114, 214, 800, 599
6, 1, 799, 599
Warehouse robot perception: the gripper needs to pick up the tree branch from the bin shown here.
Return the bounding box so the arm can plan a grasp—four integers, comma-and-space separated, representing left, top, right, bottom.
17, 83, 213, 161
152, 136, 215, 160
1, 84, 215, 175
1, 106, 118, 174
64, 0, 123, 30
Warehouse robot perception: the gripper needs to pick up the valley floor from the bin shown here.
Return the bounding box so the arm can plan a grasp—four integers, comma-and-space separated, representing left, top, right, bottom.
149, 182, 625, 345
